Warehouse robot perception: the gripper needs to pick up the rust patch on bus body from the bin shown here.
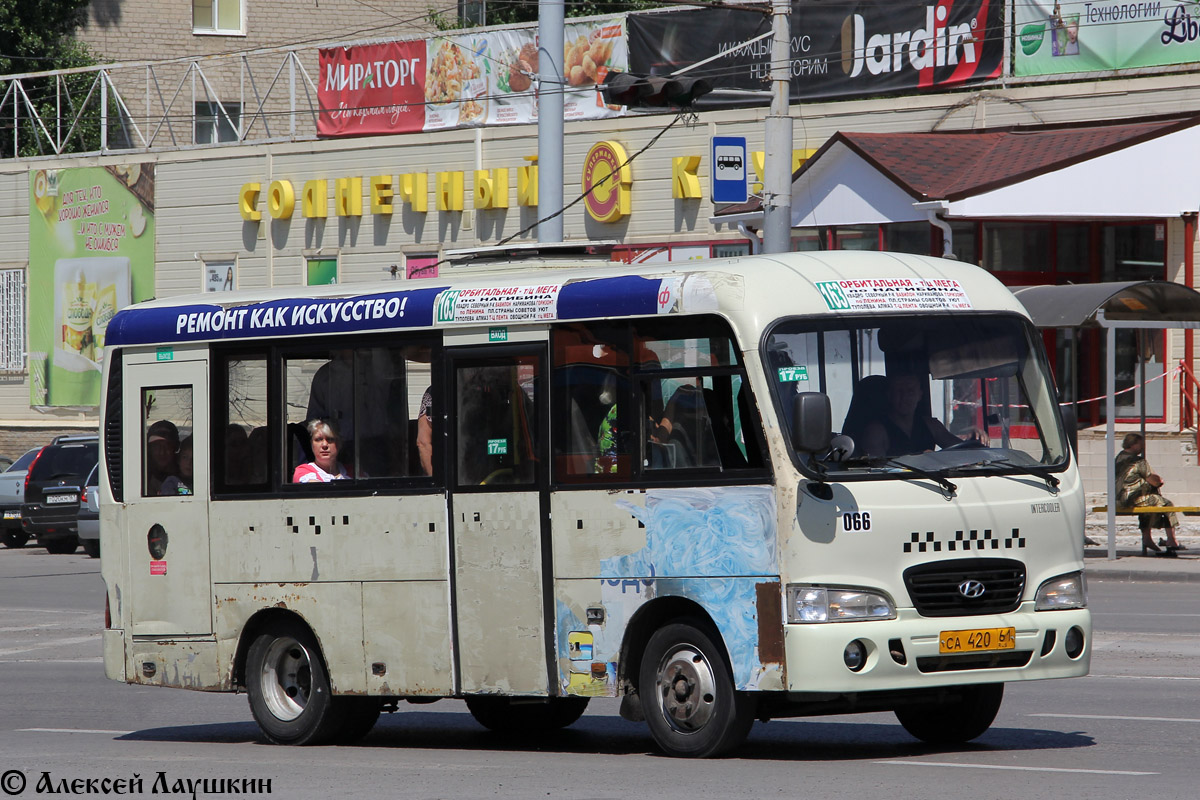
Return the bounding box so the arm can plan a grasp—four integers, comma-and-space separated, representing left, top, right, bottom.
755, 581, 784, 666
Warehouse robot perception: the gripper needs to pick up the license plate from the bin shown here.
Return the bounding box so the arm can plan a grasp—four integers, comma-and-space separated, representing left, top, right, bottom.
939, 627, 1016, 654
45, 494, 77, 505
2, 510, 18, 520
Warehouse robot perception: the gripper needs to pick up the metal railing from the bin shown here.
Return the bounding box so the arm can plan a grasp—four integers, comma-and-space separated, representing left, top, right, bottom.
1178, 358, 1200, 450
0, 45, 324, 159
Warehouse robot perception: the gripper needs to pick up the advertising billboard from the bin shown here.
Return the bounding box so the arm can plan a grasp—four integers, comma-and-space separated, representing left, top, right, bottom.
28, 165, 156, 407
628, 1, 1003, 106
1014, 1, 1200, 76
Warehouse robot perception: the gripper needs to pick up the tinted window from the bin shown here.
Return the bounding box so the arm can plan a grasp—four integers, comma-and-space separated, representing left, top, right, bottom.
5, 448, 39, 473
30, 443, 98, 481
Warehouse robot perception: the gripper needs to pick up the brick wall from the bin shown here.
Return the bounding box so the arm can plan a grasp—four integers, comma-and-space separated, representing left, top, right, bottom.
0, 428, 98, 463
76, 0, 433, 142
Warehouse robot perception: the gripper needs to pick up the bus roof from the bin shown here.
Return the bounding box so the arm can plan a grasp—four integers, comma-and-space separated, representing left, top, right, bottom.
105, 251, 1028, 348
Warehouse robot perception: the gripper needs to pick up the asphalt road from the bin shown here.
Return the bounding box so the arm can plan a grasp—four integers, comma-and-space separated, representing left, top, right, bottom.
1, 547, 1197, 799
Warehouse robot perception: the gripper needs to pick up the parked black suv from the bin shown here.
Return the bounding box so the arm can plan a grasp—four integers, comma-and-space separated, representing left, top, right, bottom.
21, 435, 99, 554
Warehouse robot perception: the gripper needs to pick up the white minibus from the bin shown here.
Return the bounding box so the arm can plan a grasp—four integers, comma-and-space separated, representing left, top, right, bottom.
100, 251, 1089, 757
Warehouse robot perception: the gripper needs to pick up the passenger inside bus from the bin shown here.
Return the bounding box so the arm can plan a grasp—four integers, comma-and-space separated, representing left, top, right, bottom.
848, 372, 982, 458
146, 419, 180, 495
159, 436, 194, 496
292, 419, 350, 483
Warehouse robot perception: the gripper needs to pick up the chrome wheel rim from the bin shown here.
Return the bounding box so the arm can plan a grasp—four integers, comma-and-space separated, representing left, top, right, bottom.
260, 636, 313, 722
655, 643, 718, 734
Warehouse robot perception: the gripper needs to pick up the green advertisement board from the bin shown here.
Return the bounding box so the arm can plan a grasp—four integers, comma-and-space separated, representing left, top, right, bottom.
29, 165, 155, 407
1015, 1, 1200, 76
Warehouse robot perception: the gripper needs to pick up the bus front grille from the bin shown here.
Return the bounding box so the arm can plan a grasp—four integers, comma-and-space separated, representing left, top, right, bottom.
903, 558, 1026, 617
916, 651, 1033, 673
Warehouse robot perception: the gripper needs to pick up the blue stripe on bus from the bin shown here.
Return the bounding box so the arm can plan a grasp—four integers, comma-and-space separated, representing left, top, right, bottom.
105, 287, 448, 346
558, 275, 663, 319
105, 275, 667, 346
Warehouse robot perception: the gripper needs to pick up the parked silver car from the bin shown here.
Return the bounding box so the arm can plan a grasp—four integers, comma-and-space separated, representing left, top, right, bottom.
77, 464, 100, 559
1, 448, 42, 548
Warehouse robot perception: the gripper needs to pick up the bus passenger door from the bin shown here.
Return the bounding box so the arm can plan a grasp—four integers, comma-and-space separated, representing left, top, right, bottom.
448, 346, 551, 695
122, 357, 211, 637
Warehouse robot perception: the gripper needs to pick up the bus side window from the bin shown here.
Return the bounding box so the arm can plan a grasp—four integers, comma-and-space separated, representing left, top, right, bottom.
551, 323, 631, 481
219, 354, 267, 492
141, 386, 194, 497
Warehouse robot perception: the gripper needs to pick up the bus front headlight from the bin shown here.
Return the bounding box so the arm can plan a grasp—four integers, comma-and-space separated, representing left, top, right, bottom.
1035, 571, 1087, 610
787, 585, 896, 623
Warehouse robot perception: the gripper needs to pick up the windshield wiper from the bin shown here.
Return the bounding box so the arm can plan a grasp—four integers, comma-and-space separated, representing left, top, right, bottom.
865, 457, 958, 496
980, 458, 1061, 491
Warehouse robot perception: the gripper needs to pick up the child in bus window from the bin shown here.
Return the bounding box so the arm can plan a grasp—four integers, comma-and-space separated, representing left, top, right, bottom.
160, 436, 194, 496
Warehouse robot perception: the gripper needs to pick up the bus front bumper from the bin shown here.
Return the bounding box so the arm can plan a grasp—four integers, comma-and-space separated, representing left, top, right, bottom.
783, 605, 1091, 694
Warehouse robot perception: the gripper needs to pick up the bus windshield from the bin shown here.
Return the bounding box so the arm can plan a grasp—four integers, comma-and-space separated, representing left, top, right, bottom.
765, 313, 1070, 476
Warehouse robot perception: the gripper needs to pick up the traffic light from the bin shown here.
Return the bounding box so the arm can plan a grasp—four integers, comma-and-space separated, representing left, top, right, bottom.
599, 71, 713, 109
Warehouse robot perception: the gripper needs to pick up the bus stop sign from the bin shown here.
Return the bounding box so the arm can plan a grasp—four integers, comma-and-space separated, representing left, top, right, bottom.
711, 136, 748, 204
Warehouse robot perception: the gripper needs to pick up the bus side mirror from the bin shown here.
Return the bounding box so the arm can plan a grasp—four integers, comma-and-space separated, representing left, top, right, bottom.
791, 392, 833, 453
1060, 404, 1078, 457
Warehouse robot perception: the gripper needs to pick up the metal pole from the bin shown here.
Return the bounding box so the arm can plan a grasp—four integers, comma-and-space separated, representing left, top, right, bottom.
537, 0, 564, 243
1104, 317, 1117, 560
761, 0, 793, 254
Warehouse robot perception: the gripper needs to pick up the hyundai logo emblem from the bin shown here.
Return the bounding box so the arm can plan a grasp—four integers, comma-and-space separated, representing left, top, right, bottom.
958, 579, 986, 599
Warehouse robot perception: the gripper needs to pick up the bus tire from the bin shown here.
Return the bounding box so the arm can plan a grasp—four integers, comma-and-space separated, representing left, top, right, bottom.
895, 683, 1004, 745
639, 619, 754, 758
464, 695, 589, 733
246, 621, 343, 745
81, 539, 100, 559
333, 697, 382, 743
2, 531, 28, 548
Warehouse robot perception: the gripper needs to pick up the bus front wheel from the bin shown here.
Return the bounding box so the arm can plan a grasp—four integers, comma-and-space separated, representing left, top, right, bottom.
894, 683, 1004, 744
246, 621, 343, 745
639, 619, 754, 758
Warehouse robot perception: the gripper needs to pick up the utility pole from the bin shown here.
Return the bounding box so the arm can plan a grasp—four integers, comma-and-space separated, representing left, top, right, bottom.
537, 0, 564, 243
761, 0, 793, 254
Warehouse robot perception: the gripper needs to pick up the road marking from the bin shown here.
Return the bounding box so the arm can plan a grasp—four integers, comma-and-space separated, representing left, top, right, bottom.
1031, 712, 1200, 723
19, 728, 134, 735
881, 760, 1154, 776
0, 662, 103, 666
1087, 673, 1200, 681
0, 635, 99, 656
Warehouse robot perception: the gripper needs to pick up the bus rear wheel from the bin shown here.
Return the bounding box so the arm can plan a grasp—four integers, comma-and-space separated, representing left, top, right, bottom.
639, 619, 754, 758
246, 621, 343, 745
894, 683, 1004, 744
465, 696, 589, 733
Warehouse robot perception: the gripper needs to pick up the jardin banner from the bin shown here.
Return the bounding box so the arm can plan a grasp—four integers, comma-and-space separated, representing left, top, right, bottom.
1015, 1, 1200, 76
628, 1, 1004, 107
28, 165, 155, 407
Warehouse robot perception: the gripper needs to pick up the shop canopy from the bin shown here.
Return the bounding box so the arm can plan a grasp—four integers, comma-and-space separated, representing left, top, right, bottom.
713, 115, 1200, 233
1013, 280, 1200, 560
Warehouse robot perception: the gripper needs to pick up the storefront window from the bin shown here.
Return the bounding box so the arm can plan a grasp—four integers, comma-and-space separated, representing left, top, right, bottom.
791, 228, 823, 251
1102, 223, 1165, 281
1055, 223, 1090, 273
983, 222, 1051, 272
883, 222, 932, 255
949, 221, 978, 264
835, 226, 878, 251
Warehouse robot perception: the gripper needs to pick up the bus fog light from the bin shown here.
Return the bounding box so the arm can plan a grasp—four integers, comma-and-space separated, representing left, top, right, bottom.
1064, 626, 1085, 659
787, 585, 895, 623
843, 640, 867, 671
1035, 571, 1087, 610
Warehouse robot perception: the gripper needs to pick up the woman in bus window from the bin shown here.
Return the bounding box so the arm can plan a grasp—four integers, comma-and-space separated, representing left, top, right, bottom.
293, 419, 350, 483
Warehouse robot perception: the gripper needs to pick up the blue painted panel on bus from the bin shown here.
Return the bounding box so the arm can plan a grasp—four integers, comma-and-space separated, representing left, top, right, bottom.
588, 487, 779, 690
105, 287, 448, 346
558, 275, 665, 319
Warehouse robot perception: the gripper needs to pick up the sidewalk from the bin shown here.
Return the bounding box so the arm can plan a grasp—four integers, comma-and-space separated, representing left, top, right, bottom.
1084, 513, 1200, 583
